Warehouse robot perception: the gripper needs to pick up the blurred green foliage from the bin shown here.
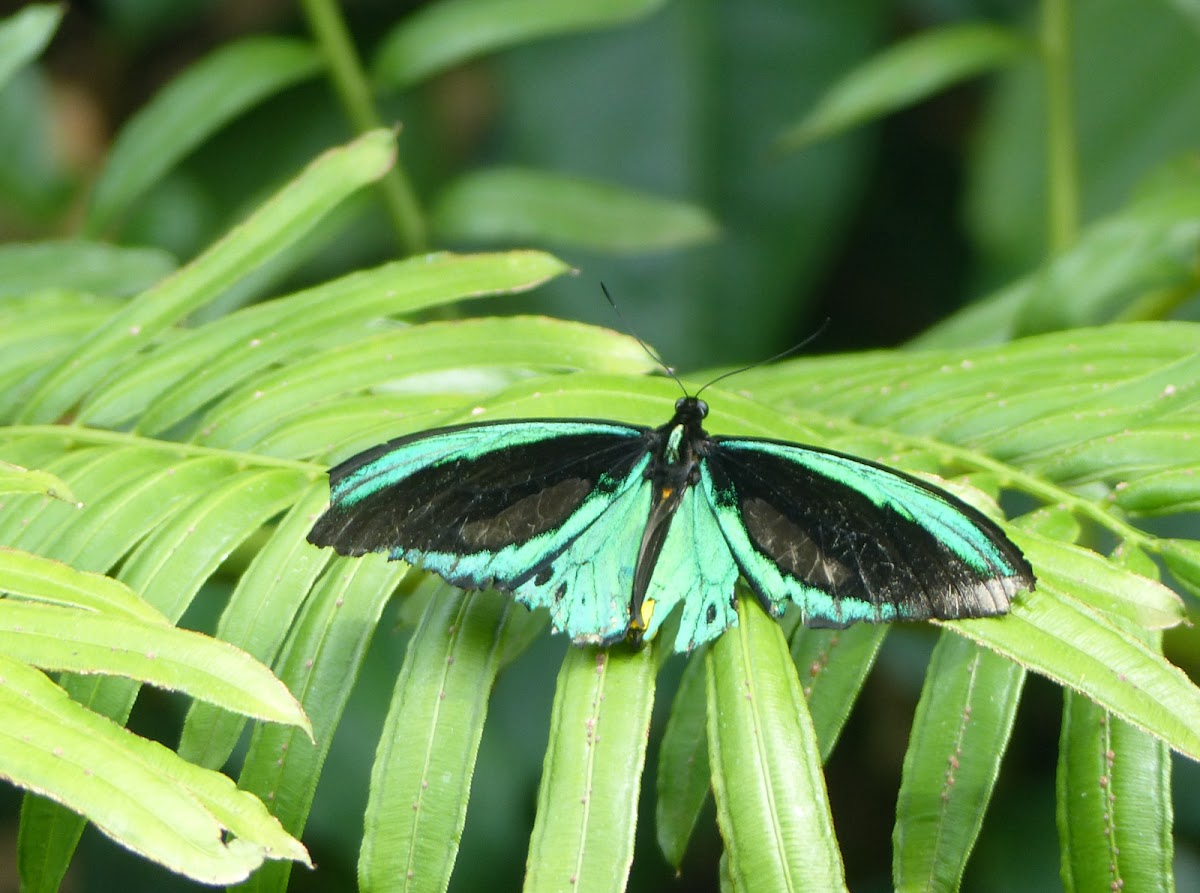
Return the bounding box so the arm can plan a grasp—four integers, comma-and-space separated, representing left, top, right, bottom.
1, 0, 1199, 891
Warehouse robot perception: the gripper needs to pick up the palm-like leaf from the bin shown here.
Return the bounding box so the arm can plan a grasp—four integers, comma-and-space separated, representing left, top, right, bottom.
1, 129, 1197, 893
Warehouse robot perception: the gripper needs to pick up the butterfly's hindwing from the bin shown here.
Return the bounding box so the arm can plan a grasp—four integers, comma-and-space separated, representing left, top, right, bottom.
308, 420, 650, 598
702, 438, 1032, 625
512, 458, 651, 644
640, 484, 740, 652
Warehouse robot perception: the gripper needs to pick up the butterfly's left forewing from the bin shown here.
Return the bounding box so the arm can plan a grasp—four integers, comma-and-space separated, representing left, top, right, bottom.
308, 420, 654, 641
700, 437, 1033, 626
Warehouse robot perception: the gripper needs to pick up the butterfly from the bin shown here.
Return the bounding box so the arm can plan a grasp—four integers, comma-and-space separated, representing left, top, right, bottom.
306, 393, 1035, 653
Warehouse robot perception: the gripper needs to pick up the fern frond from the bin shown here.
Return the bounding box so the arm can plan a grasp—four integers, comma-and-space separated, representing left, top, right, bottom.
3, 123, 1197, 891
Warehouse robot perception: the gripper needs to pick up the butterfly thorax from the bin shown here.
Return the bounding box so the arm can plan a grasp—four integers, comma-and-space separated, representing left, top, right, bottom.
630, 396, 712, 639
646, 396, 710, 489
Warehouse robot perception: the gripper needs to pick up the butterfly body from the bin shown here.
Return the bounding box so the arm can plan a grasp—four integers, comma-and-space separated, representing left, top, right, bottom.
308, 396, 1034, 652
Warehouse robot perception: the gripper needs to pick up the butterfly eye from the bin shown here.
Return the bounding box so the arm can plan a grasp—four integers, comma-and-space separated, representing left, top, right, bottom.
696, 399, 708, 418
675, 397, 688, 412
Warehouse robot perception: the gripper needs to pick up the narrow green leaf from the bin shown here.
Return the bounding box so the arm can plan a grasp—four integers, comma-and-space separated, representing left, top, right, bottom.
970, 351, 1200, 460
394, 571, 449, 633
719, 850, 734, 893
0, 301, 125, 422
0, 433, 72, 472
233, 554, 405, 893
790, 623, 887, 761
902, 279, 1022, 349
1031, 423, 1200, 485
359, 586, 511, 893
458, 379, 664, 433
0, 601, 309, 730
0, 547, 164, 622
775, 24, 1027, 152
2, 656, 308, 888
249, 396, 470, 462
195, 317, 653, 451
1, 290, 121, 326
0, 240, 175, 298
0, 4, 62, 91
81, 249, 571, 432
324, 368, 811, 446
116, 467, 310, 619
1159, 538, 1200, 598
656, 649, 710, 870
707, 596, 846, 892
915, 191, 1200, 347
943, 594, 1200, 761
0, 447, 177, 557
1013, 504, 1081, 542
85, 36, 322, 234
432, 167, 719, 253
0, 450, 102, 547
893, 634, 1024, 892
22, 454, 239, 574
755, 322, 1197, 422
17, 793, 73, 893
524, 644, 656, 893
1057, 621, 1174, 893
1013, 530, 1185, 630
14, 462, 315, 884
0, 460, 78, 503
1110, 540, 1162, 581
496, 594, 552, 668
22, 129, 397, 424
373, 0, 665, 89
1016, 177, 1200, 334
1114, 466, 1200, 516
178, 483, 330, 768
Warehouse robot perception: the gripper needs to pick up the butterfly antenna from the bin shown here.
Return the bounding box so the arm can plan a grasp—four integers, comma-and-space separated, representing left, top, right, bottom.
601, 282, 689, 397
694, 317, 832, 400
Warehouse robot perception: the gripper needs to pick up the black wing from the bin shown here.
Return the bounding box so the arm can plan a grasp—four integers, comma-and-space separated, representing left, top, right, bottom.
307, 418, 651, 591
700, 437, 1034, 626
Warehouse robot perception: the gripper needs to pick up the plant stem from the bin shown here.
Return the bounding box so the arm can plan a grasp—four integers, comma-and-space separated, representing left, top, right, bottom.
1041, 0, 1079, 254
301, 0, 427, 255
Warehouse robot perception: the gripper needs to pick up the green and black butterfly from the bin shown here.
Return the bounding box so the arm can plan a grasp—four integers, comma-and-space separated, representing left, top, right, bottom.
307, 394, 1035, 653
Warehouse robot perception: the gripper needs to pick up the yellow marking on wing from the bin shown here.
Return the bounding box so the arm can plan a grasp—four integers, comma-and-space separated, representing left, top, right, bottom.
638, 597, 656, 631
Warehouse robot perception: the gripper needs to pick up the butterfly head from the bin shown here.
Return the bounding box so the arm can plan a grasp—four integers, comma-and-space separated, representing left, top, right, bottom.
674, 395, 709, 424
